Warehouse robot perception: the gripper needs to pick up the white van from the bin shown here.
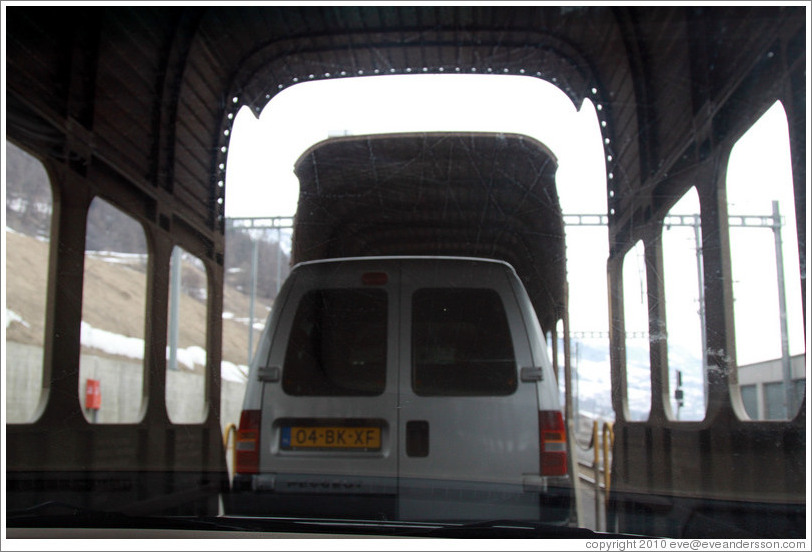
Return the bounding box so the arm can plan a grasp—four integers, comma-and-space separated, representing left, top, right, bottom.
228, 256, 572, 522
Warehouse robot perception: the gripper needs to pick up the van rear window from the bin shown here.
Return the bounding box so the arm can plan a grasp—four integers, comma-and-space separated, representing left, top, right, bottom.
282, 289, 387, 396
412, 288, 517, 396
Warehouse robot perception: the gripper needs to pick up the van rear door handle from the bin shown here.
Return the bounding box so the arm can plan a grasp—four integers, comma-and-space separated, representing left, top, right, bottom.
520, 367, 544, 382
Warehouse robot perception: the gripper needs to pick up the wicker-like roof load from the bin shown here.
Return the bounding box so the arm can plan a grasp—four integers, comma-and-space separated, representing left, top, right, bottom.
292, 132, 565, 332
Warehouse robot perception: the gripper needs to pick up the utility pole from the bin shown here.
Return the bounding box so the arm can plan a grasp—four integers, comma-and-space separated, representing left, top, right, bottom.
276, 226, 283, 295
248, 233, 258, 364
168, 247, 181, 370
771, 201, 793, 419
692, 216, 708, 410
574, 341, 580, 423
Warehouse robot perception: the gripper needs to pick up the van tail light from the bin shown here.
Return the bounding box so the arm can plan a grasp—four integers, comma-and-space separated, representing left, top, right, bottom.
539, 410, 568, 476
235, 409, 261, 474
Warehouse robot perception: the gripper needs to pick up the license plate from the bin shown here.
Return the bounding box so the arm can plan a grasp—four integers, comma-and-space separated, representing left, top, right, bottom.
281, 426, 381, 451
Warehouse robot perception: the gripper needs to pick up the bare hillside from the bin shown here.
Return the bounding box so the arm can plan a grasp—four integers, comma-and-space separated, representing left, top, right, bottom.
6, 230, 272, 370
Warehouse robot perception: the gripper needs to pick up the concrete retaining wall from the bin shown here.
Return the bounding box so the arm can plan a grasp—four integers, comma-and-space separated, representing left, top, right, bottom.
5, 341, 247, 432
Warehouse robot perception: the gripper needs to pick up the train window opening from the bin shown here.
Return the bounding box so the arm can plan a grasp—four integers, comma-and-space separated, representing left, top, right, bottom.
5, 142, 53, 423
622, 240, 651, 421
662, 188, 706, 421
724, 101, 805, 421
78, 197, 148, 424
165, 246, 209, 424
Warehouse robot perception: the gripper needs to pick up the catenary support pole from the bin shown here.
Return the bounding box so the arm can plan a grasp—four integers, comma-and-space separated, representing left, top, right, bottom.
772, 201, 793, 419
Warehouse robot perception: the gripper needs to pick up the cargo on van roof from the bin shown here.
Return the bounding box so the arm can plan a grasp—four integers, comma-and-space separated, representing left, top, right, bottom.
290, 132, 566, 334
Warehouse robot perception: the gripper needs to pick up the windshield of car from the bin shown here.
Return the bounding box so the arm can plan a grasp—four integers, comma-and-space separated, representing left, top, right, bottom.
3, 4, 808, 549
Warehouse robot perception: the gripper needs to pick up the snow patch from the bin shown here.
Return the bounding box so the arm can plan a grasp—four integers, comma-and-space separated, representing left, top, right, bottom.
86, 251, 148, 268
6, 198, 52, 215
173, 345, 207, 370
6, 310, 31, 329
79, 320, 248, 383
222, 361, 248, 383
81, 321, 144, 360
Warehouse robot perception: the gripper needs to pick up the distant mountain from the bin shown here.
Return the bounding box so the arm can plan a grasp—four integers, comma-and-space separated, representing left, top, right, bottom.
5, 143, 53, 238
563, 336, 706, 422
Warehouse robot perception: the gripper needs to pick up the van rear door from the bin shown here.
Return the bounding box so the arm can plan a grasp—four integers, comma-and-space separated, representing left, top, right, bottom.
258, 260, 400, 502
397, 259, 542, 521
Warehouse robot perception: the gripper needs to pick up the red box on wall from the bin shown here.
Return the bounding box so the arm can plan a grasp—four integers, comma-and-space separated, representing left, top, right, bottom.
85, 379, 101, 410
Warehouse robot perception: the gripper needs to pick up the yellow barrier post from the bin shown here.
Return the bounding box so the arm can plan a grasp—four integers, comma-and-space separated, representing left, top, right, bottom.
223, 423, 237, 482
592, 420, 600, 529
602, 421, 614, 530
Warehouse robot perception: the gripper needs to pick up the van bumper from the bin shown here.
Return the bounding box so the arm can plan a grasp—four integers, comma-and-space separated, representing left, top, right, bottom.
226, 473, 572, 523
227, 473, 398, 520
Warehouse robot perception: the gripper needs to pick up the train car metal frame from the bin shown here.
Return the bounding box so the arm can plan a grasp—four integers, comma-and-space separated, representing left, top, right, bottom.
4, 5, 806, 538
